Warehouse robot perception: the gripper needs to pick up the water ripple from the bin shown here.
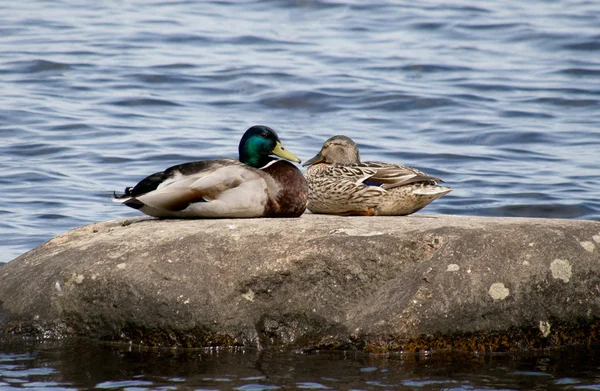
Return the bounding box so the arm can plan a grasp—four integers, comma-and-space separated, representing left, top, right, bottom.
5, 59, 73, 73
108, 98, 183, 107
557, 68, 600, 77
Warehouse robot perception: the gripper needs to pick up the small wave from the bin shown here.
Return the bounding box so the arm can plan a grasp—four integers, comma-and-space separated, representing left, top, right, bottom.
96, 380, 154, 389
151, 63, 197, 69
436, 5, 490, 13
47, 123, 95, 132
259, 91, 341, 112
456, 22, 526, 31
449, 93, 497, 103
363, 97, 459, 112
63, 50, 101, 57
498, 148, 560, 161
555, 68, 600, 77
477, 203, 596, 219
367, 64, 473, 73
130, 32, 211, 44
108, 98, 182, 107
127, 73, 197, 84
562, 39, 600, 51
229, 35, 304, 46
456, 83, 518, 92
7, 144, 70, 158
523, 97, 599, 108
95, 156, 134, 164
35, 213, 70, 220
22, 17, 72, 30
380, 151, 499, 163
409, 22, 448, 31
135, 153, 208, 164
499, 110, 554, 119
7, 59, 72, 73
259, 0, 346, 11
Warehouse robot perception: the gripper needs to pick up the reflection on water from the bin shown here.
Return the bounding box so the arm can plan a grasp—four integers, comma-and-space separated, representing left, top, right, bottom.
1, 0, 600, 386
1, 339, 600, 390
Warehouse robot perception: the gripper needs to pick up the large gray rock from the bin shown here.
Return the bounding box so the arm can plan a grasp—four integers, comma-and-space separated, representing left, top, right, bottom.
1, 214, 599, 352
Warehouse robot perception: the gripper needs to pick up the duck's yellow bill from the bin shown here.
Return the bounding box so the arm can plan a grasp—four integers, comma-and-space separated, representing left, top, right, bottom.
272, 141, 301, 163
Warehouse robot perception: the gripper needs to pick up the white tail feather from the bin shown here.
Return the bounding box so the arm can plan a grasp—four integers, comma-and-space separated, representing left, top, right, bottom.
414, 187, 452, 196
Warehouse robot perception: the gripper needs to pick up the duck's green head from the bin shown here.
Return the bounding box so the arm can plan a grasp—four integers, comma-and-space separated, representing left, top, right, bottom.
239, 125, 301, 168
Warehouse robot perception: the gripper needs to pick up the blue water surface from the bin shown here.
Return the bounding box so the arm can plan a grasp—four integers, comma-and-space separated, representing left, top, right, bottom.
1, 0, 599, 263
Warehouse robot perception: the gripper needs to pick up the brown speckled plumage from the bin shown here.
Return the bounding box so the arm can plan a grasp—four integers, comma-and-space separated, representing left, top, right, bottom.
303, 135, 452, 216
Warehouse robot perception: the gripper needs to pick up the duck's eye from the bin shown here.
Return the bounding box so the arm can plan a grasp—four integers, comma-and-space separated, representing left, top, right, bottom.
260, 132, 268, 138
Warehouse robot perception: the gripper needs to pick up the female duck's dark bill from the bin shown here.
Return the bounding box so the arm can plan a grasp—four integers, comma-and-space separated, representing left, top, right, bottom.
272, 141, 301, 163
302, 151, 324, 166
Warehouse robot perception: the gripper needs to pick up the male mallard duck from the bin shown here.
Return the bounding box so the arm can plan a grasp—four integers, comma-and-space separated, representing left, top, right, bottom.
302, 135, 451, 216
113, 125, 308, 218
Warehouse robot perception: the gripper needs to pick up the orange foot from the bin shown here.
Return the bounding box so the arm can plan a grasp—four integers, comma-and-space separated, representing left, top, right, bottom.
341, 207, 376, 216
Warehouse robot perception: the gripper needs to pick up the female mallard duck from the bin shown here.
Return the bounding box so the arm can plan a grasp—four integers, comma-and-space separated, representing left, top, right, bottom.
303, 135, 451, 216
113, 125, 308, 218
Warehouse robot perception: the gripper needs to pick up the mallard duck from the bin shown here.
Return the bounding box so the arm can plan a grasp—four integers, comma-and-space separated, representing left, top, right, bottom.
113, 125, 308, 218
302, 135, 451, 216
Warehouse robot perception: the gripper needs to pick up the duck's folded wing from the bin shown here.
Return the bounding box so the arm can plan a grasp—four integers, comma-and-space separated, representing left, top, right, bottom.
136, 163, 264, 212
325, 177, 386, 205
188, 165, 264, 200
358, 162, 442, 189
323, 165, 379, 184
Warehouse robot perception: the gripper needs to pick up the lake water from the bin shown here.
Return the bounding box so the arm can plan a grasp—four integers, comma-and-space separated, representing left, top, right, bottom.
2, 339, 600, 391
1, 0, 599, 387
